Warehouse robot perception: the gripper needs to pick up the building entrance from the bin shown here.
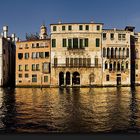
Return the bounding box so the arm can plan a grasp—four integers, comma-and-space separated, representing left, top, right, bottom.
72, 72, 80, 85
59, 72, 64, 86
117, 76, 121, 86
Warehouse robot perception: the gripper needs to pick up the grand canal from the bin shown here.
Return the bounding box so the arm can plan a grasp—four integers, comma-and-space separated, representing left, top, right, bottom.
0, 87, 140, 134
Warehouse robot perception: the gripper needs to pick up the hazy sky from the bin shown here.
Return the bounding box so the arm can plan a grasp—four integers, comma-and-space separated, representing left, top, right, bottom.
0, 0, 140, 39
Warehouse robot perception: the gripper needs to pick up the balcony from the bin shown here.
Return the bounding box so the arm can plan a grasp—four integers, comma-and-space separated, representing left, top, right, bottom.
67, 46, 85, 50
106, 55, 128, 59
52, 63, 101, 68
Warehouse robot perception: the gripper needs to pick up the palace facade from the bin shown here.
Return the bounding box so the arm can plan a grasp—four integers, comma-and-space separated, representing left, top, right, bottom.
15, 21, 140, 87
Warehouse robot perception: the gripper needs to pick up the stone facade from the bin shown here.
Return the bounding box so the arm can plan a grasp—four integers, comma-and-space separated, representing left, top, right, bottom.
50, 23, 103, 87
102, 28, 133, 86
0, 26, 16, 87
16, 25, 51, 87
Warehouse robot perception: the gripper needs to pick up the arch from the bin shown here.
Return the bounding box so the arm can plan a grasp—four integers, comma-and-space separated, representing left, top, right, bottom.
115, 48, 117, 58
114, 61, 116, 71
127, 48, 129, 58
119, 48, 121, 58
111, 48, 114, 58
59, 72, 64, 86
117, 62, 121, 71
136, 49, 138, 59
123, 48, 125, 58
72, 72, 80, 85
103, 48, 106, 57
89, 73, 95, 84
66, 72, 71, 85
107, 48, 110, 58
126, 61, 129, 69
105, 61, 108, 69
109, 62, 113, 71
121, 61, 125, 71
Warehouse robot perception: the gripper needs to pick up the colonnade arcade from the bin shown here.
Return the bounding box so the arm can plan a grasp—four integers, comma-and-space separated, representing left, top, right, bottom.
104, 61, 129, 71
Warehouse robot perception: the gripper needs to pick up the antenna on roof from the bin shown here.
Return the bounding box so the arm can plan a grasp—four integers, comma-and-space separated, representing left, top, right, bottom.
91, 18, 94, 23
58, 18, 62, 24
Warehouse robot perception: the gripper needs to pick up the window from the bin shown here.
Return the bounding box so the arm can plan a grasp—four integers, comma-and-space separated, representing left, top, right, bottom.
85, 38, 89, 47
68, 25, 72, 31
110, 33, 114, 40
66, 58, 69, 67
36, 43, 39, 47
86, 25, 89, 30
32, 52, 36, 59
70, 58, 73, 67
126, 48, 129, 57
96, 38, 100, 47
68, 39, 72, 48
97, 25, 100, 31
54, 58, 58, 67
126, 62, 129, 69
25, 65, 29, 71
42, 63, 49, 73
32, 43, 35, 48
36, 64, 40, 71
136, 63, 138, 69
32, 64, 36, 71
106, 75, 110, 81
103, 48, 106, 57
18, 74, 22, 78
44, 76, 48, 82
18, 65, 22, 71
80, 39, 83, 48
18, 53, 23, 59
45, 52, 49, 58
36, 52, 39, 58
79, 58, 82, 67
52, 39, 56, 48
62, 26, 65, 31
73, 38, 78, 49
63, 39, 67, 47
25, 44, 28, 48
39, 52, 44, 58
87, 58, 91, 67
95, 57, 98, 67
103, 33, 106, 39
105, 62, 108, 69
25, 53, 29, 59
83, 58, 86, 66
53, 26, 57, 31
32, 75, 37, 82
25, 74, 29, 78
79, 25, 83, 30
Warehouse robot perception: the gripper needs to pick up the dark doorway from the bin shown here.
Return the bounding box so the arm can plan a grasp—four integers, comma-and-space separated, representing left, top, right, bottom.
72, 72, 80, 85
117, 77, 121, 86
59, 72, 64, 86
66, 72, 70, 85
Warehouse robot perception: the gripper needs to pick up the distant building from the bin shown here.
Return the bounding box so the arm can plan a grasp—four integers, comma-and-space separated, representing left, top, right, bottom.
16, 25, 51, 87
102, 27, 134, 86
50, 22, 103, 87
0, 26, 17, 87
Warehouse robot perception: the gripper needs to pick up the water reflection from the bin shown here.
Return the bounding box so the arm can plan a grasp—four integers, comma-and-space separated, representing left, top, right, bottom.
0, 87, 140, 133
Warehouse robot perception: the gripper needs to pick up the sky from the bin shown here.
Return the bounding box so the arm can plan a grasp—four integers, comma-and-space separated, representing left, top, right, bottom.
0, 0, 140, 40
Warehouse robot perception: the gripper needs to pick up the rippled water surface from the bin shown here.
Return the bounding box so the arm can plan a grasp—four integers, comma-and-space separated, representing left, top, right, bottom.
0, 87, 140, 133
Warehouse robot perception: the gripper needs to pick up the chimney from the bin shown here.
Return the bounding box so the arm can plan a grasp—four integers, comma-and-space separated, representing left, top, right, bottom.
3, 26, 8, 38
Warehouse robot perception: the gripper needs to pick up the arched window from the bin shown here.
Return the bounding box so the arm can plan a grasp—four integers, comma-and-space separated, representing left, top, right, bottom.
103, 48, 106, 57
105, 61, 108, 69
107, 48, 110, 58
121, 61, 124, 71
136, 49, 138, 59
119, 48, 121, 58
126, 61, 129, 69
109, 62, 113, 71
89, 73, 95, 83
114, 61, 116, 71
111, 48, 114, 58
115, 48, 117, 58
123, 48, 125, 58
117, 62, 121, 71
127, 48, 129, 58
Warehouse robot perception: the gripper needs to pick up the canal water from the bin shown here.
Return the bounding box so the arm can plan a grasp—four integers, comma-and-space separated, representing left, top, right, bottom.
0, 87, 140, 134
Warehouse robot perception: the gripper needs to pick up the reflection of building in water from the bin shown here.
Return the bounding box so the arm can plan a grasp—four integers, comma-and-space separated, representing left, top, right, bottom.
50, 22, 103, 87
16, 25, 51, 87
